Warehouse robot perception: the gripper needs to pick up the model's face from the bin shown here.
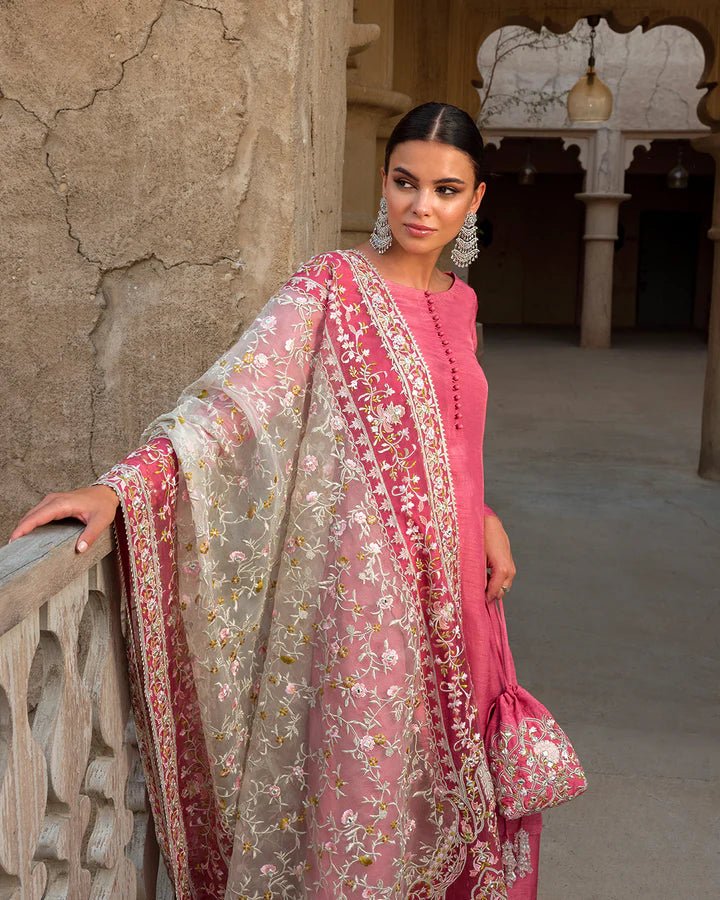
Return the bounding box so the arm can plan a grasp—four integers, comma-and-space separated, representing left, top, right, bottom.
382, 139, 486, 256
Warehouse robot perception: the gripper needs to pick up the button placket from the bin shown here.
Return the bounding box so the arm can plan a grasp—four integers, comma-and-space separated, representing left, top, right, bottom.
425, 290, 463, 430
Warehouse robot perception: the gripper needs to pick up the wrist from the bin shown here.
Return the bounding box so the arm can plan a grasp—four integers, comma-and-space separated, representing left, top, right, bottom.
93, 482, 120, 509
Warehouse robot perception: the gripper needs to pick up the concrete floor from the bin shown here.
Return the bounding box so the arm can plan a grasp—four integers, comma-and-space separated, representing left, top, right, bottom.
480, 327, 720, 900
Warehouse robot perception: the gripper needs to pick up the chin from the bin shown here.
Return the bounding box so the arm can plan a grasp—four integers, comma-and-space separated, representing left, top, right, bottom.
394, 233, 445, 256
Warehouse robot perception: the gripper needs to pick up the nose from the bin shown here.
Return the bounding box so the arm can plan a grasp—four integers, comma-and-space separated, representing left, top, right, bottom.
411, 187, 434, 218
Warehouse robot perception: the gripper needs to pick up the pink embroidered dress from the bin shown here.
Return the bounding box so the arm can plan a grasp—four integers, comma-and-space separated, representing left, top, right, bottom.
384, 269, 543, 896
97, 248, 541, 899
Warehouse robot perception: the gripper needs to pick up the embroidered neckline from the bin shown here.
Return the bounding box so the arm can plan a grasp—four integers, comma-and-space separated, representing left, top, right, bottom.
349, 248, 457, 297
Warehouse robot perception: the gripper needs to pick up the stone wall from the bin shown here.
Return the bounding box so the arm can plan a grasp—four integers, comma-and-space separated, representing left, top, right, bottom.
0, 0, 350, 538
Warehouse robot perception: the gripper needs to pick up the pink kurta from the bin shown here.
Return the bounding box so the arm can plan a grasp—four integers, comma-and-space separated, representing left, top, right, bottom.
387, 271, 543, 898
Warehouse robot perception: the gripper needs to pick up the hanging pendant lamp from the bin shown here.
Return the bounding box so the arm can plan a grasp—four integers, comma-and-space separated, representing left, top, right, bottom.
567, 15, 613, 124
518, 142, 536, 185
667, 145, 689, 189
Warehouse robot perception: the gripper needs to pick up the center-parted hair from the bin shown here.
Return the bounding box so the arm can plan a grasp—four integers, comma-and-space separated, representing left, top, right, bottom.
384, 101, 486, 189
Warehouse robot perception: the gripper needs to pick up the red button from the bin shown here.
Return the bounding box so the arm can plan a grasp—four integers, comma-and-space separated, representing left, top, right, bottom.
455, 422, 464, 430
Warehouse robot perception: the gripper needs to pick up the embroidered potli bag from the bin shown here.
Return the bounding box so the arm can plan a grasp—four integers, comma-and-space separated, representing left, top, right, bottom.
485, 596, 588, 879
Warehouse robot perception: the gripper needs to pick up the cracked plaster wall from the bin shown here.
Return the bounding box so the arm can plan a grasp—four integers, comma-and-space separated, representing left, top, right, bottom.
0, 0, 350, 537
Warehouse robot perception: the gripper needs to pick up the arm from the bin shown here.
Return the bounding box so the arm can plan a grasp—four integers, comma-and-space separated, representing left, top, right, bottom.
484, 508, 516, 602
10, 252, 335, 554
89, 252, 335, 547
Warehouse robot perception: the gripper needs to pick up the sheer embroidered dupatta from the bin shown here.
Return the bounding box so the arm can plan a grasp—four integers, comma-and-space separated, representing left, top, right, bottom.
98, 248, 507, 899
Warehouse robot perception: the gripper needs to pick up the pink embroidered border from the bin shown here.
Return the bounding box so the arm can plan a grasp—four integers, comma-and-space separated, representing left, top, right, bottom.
99, 438, 231, 899
326, 250, 504, 896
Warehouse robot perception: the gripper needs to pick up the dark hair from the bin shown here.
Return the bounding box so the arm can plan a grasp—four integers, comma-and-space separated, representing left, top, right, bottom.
384, 101, 485, 189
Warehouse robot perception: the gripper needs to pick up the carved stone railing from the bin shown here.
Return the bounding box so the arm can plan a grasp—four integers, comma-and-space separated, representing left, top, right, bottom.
0, 524, 148, 899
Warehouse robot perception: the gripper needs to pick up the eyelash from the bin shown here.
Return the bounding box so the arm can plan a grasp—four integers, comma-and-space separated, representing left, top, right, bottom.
394, 178, 458, 195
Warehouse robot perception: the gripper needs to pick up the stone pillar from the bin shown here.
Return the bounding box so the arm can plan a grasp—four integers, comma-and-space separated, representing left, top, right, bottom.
343, 2, 411, 247
691, 132, 720, 480
342, 85, 411, 245
575, 192, 631, 348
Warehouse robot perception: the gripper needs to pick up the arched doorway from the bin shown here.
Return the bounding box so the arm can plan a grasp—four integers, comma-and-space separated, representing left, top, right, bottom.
388, 2, 720, 480
469, 136, 586, 331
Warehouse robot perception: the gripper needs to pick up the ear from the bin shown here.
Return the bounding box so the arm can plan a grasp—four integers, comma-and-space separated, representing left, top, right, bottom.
472, 180, 486, 215
380, 167, 387, 194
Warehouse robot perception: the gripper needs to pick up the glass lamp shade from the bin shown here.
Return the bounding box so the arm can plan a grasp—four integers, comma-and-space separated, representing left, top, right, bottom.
518, 162, 536, 185
667, 163, 689, 189
567, 66, 613, 123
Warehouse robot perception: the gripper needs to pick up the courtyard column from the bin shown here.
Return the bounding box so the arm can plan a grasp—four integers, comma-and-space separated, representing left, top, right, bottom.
343, 2, 411, 247
691, 131, 720, 480
574, 192, 630, 348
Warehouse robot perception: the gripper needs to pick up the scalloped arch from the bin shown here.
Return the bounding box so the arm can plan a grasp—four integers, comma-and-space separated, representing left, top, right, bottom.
456, 4, 719, 128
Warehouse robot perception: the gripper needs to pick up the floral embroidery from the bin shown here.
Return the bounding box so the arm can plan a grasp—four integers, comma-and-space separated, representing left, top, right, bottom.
97, 249, 510, 899
487, 709, 588, 819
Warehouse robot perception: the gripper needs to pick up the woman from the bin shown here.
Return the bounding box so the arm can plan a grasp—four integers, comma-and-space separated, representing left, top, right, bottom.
10, 102, 542, 898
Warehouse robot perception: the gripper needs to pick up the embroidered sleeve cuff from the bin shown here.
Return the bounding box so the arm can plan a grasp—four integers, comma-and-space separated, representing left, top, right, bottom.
92, 471, 125, 499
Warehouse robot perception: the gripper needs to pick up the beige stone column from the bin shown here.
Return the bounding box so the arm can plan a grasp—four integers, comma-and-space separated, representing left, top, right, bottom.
342, 86, 411, 245
691, 132, 720, 480
575, 192, 631, 348
342, 2, 411, 248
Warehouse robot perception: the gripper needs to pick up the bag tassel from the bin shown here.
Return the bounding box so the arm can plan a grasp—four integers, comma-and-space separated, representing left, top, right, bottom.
501, 838, 518, 888
501, 819, 533, 888
514, 825, 533, 880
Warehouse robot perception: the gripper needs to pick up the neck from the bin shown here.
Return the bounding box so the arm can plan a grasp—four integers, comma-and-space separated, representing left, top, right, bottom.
356, 242, 446, 292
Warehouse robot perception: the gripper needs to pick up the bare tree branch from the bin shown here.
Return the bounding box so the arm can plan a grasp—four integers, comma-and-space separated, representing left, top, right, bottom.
478, 25, 585, 122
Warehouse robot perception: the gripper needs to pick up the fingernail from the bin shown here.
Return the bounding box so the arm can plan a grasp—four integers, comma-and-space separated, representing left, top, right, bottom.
77, 540, 88, 553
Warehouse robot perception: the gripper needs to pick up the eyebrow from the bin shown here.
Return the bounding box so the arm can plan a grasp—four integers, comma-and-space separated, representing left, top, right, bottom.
392, 165, 466, 185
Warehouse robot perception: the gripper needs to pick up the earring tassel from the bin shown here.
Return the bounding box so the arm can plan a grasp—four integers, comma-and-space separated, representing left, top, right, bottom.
450, 210, 480, 267
369, 196, 392, 253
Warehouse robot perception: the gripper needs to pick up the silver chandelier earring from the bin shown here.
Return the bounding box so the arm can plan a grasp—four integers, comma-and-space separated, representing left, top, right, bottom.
370, 196, 392, 253
451, 210, 480, 267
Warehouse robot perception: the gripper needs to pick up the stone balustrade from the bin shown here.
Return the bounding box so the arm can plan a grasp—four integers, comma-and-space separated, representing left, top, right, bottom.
0, 524, 147, 899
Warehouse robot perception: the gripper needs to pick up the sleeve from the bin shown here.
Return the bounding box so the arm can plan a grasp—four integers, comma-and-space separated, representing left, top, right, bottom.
471, 304, 478, 355
93, 250, 336, 493
472, 290, 494, 519
86, 251, 338, 891
93, 434, 178, 507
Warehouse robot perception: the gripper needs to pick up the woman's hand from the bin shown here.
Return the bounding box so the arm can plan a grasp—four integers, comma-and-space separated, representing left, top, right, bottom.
484, 513, 517, 602
8, 485, 120, 554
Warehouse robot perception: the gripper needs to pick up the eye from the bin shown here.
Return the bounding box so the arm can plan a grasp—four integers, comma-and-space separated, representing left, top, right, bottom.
394, 178, 414, 189
437, 186, 458, 195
